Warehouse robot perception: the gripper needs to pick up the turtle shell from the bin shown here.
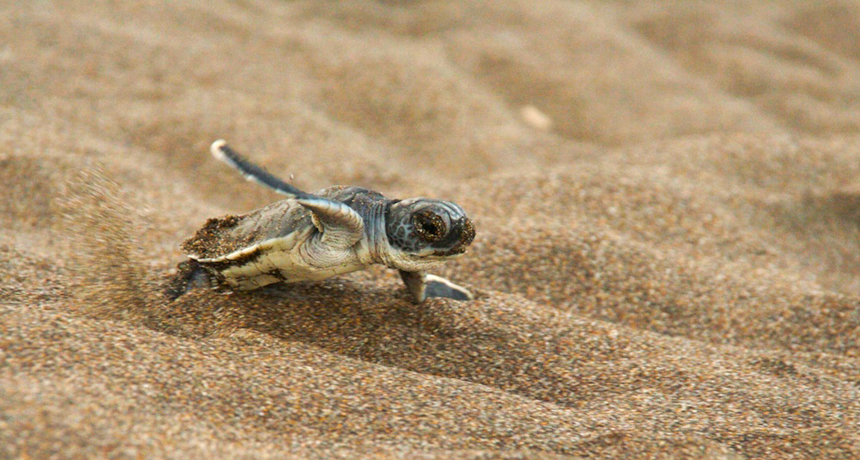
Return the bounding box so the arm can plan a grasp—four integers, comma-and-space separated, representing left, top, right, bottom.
181, 186, 385, 289
184, 186, 383, 259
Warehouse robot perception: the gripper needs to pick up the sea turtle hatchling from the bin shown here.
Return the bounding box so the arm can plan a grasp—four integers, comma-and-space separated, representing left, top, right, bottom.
169, 140, 476, 303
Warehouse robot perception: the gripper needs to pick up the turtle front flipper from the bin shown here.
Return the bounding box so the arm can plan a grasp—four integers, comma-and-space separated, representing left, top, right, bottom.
399, 270, 473, 303
298, 196, 364, 250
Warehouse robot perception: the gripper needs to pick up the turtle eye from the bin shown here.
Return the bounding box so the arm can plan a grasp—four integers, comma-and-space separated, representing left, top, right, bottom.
413, 210, 446, 242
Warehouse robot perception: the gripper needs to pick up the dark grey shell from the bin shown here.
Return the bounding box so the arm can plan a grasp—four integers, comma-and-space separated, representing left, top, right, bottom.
182, 186, 384, 261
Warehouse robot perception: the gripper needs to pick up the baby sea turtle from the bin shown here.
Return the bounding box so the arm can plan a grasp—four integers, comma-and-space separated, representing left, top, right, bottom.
169, 140, 476, 303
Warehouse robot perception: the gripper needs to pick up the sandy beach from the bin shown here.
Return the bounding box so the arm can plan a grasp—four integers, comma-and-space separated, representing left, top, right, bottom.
2, 1, 860, 458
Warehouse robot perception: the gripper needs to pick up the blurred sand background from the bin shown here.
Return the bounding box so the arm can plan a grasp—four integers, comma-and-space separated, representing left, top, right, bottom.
2, 0, 860, 458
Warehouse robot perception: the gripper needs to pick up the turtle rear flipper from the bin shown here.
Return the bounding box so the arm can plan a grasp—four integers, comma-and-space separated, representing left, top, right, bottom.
399, 270, 473, 303
165, 259, 217, 300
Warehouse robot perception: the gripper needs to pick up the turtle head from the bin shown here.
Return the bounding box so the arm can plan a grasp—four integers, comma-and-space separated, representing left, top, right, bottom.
384, 198, 475, 269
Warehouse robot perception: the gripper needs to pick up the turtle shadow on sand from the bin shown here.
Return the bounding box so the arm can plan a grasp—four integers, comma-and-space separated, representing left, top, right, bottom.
163, 276, 611, 408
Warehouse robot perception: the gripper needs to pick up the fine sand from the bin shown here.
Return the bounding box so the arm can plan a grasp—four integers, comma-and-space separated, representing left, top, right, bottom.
3, 1, 860, 458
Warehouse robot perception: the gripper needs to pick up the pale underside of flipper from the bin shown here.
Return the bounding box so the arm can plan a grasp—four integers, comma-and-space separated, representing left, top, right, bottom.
399, 270, 473, 303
